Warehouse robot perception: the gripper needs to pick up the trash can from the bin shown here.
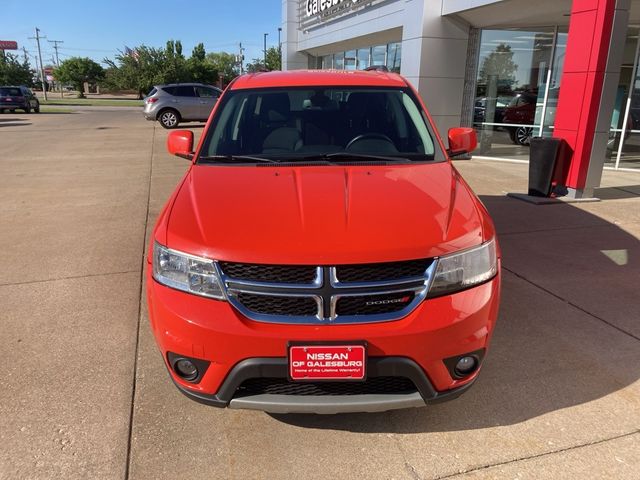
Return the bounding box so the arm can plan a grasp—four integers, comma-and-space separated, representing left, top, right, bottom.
528, 137, 571, 197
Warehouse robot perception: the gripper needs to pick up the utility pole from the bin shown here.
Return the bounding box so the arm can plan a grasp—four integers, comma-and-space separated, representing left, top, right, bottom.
263, 33, 268, 67
22, 47, 29, 64
238, 42, 245, 75
29, 27, 47, 101
48, 39, 63, 66
278, 27, 283, 71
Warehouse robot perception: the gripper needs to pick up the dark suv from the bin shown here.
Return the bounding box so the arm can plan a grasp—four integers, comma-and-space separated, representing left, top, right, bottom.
0, 86, 40, 113
143, 83, 222, 128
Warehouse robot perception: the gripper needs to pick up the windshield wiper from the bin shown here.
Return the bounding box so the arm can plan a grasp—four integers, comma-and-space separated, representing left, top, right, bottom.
324, 152, 411, 163
198, 155, 279, 164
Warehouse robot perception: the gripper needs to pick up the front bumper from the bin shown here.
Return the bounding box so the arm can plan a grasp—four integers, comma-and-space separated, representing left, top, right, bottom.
146, 267, 501, 412
169, 356, 477, 414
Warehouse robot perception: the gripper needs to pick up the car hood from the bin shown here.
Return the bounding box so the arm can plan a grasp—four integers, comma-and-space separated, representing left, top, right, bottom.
165, 162, 485, 264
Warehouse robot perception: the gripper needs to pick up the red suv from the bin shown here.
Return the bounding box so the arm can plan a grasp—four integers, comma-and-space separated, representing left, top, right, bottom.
147, 70, 501, 414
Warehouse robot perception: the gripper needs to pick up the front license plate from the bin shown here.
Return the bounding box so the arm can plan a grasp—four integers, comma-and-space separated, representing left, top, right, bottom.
289, 344, 366, 381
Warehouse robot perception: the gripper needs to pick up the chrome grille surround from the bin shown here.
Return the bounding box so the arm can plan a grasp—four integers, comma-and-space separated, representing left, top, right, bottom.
218, 261, 436, 325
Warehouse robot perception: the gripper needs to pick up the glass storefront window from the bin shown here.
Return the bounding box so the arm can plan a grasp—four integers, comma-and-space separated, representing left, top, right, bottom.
371, 45, 386, 66
357, 48, 370, 69
344, 50, 357, 70
321, 54, 333, 69
474, 28, 555, 158
311, 42, 401, 73
387, 42, 401, 73
607, 27, 640, 169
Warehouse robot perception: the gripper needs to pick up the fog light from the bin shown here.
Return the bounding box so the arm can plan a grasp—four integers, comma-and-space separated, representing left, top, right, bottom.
455, 356, 478, 376
174, 358, 198, 381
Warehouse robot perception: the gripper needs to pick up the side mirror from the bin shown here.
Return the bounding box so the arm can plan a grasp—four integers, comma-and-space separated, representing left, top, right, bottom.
448, 127, 478, 157
167, 130, 194, 160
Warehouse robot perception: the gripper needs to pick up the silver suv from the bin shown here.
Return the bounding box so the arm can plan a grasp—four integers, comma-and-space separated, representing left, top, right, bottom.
143, 83, 222, 129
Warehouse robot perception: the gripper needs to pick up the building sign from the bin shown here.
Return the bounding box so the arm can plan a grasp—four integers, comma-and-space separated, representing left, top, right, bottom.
300, 0, 393, 31
0, 40, 18, 50
304, 0, 362, 18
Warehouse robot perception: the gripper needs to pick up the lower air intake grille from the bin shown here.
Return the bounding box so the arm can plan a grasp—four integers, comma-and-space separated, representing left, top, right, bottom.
235, 377, 417, 397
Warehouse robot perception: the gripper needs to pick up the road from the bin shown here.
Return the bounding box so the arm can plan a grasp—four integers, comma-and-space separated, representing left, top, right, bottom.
1, 108, 639, 479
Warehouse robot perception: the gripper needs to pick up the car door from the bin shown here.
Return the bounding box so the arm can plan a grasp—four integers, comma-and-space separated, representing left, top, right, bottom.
195, 86, 220, 120
21, 87, 37, 108
174, 85, 199, 120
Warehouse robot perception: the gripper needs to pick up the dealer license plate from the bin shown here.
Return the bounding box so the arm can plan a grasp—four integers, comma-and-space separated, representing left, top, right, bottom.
289, 344, 366, 381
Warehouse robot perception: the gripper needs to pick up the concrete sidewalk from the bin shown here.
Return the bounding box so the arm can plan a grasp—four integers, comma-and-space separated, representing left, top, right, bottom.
0, 111, 638, 479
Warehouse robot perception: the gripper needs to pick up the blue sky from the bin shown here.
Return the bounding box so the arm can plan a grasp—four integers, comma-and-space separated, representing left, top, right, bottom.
3, 0, 281, 68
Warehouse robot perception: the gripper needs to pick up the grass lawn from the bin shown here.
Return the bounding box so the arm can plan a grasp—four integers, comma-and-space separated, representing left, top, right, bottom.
40, 98, 143, 107
39, 106, 75, 113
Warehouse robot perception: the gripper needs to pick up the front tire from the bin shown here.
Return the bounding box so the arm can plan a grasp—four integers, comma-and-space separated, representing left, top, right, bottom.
158, 109, 180, 129
24, 106, 31, 113
34, 102, 40, 113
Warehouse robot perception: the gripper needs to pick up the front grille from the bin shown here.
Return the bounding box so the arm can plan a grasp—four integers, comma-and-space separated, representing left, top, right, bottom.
335, 259, 431, 283
236, 292, 317, 316
336, 292, 416, 316
235, 377, 417, 397
222, 259, 433, 324
219, 262, 317, 284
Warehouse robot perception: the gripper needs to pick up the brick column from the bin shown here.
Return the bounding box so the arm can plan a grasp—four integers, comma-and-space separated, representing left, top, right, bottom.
553, 0, 629, 198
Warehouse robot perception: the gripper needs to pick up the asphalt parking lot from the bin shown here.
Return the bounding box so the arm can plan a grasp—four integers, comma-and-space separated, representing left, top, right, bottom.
1, 108, 639, 479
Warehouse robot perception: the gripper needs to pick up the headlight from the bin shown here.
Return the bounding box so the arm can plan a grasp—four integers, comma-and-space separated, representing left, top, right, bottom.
152, 242, 225, 300
428, 238, 497, 297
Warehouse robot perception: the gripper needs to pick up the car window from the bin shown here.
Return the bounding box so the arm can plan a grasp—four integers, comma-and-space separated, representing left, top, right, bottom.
162, 86, 177, 95
176, 86, 196, 97
200, 87, 439, 161
147, 87, 158, 97
196, 87, 219, 98
0, 87, 22, 96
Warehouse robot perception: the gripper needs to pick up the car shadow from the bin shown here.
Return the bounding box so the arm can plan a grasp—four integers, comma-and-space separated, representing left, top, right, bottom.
38, 111, 76, 115
0, 119, 32, 128
270, 194, 640, 432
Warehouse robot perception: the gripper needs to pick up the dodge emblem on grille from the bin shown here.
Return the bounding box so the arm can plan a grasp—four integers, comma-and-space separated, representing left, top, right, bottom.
365, 296, 411, 306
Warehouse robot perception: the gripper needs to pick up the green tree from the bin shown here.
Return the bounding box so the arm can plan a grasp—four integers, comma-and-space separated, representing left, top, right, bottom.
54, 57, 105, 97
246, 47, 282, 73
478, 44, 517, 89
162, 40, 188, 84
205, 52, 239, 84
265, 46, 282, 71
104, 46, 167, 98
188, 43, 218, 84
0, 52, 34, 86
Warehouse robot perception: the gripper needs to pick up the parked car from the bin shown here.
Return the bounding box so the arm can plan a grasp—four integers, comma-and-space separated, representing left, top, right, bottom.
0, 86, 40, 113
143, 83, 222, 129
502, 91, 537, 145
473, 95, 512, 126
146, 70, 501, 414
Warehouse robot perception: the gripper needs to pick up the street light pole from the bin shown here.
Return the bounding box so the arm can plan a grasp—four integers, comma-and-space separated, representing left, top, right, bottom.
278, 27, 282, 52
263, 33, 268, 67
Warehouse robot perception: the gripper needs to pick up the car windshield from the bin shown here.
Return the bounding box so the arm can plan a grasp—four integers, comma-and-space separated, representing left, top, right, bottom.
199, 87, 438, 163
0, 87, 22, 96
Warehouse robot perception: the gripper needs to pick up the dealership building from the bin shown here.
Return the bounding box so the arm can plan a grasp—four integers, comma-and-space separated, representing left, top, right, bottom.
282, 0, 640, 198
